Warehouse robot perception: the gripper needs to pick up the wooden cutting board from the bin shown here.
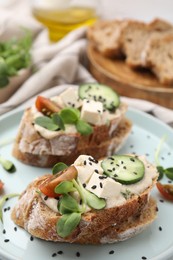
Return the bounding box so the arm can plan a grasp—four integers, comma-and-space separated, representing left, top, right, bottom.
87, 44, 173, 109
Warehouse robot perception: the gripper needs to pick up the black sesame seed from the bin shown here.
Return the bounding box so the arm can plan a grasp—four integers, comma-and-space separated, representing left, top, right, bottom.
142, 257, 147, 260
159, 226, 162, 231
76, 252, 80, 257
112, 168, 115, 171
168, 180, 172, 183
32, 122, 35, 126
83, 183, 86, 188
7, 206, 10, 211
121, 161, 124, 164
99, 176, 107, 179
116, 164, 119, 167
108, 169, 112, 172
14, 227, 17, 232
4, 239, 10, 243
52, 253, 57, 257
159, 199, 164, 203
109, 250, 114, 254
95, 169, 99, 173
123, 166, 127, 170
79, 199, 82, 205
30, 236, 34, 241
100, 182, 103, 188
130, 158, 135, 162
5, 197, 9, 201
89, 162, 92, 166
86, 100, 90, 103
44, 196, 48, 201
91, 185, 97, 189
3, 229, 6, 234
57, 250, 63, 255
97, 110, 101, 113
133, 172, 137, 175
4, 208, 7, 212
84, 160, 87, 165
110, 162, 114, 165
114, 174, 118, 177
108, 157, 114, 160
156, 206, 159, 212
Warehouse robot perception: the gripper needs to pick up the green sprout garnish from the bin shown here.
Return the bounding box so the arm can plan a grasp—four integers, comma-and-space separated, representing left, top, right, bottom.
0, 156, 16, 173
0, 193, 20, 223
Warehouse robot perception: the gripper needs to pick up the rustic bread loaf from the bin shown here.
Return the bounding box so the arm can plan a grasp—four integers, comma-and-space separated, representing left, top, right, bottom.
11, 155, 158, 244
142, 34, 173, 84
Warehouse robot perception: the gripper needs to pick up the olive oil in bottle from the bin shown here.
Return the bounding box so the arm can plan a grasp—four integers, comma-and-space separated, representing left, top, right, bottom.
32, 3, 98, 42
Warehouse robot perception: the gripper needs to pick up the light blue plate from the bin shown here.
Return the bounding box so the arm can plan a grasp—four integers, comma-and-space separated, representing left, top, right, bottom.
0, 107, 173, 260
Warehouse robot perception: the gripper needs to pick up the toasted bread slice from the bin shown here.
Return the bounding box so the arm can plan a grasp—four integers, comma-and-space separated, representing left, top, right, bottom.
12, 85, 132, 167
11, 155, 158, 244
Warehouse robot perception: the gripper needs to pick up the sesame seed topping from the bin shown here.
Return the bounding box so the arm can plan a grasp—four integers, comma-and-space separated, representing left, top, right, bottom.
116, 164, 119, 167
57, 251, 63, 255
89, 162, 92, 166
142, 257, 147, 260
123, 166, 127, 169
100, 182, 103, 188
109, 250, 114, 254
91, 185, 97, 189
30, 236, 34, 241
84, 160, 87, 165
130, 158, 135, 162
83, 183, 86, 188
14, 227, 17, 232
159, 226, 162, 231
108, 169, 112, 172
3, 229, 6, 234
95, 169, 99, 173
44, 196, 48, 201
99, 176, 107, 179
4, 239, 10, 243
159, 199, 164, 203
52, 253, 57, 257
76, 252, 80, 257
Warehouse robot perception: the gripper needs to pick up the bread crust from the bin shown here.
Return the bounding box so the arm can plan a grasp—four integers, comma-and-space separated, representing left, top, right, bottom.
11, 175, 157, 244
12, 104, 132, 167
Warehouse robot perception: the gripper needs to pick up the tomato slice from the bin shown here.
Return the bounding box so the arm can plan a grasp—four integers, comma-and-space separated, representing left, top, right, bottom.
35, 96, 60, 116
0, 180, 4, 191
39, 166, 78, 197
156, 182, 173, 202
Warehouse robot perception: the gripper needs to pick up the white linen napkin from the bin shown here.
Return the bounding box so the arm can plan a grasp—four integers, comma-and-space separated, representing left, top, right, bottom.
0, 0, 173, 127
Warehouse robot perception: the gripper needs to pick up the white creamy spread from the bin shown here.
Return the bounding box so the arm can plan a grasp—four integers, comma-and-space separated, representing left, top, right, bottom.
41, 155, 158, 213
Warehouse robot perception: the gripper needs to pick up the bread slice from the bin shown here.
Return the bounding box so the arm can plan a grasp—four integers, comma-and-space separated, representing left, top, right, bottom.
12, 87, 132, 167
12, 108, 131, 167
142, 34, 173, 84
11, 156, 158, 244
87, 20, 126, 58
120, 18, 173, 68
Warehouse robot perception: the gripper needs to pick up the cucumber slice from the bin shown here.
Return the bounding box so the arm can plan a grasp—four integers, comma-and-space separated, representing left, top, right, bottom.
101, 155, 145, 184
79, 83, 120, 111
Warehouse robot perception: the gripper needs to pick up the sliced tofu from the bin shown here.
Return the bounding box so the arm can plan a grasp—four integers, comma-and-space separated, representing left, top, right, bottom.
86, 172, 122, 199
59, 87, 82, 108
81, 99, 103, 125
74, 155, 103, 185
51, 96, 65, 108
